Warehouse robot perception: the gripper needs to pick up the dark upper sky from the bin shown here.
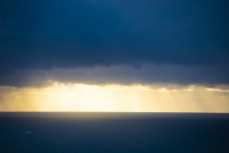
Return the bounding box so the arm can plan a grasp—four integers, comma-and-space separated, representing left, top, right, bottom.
0, 0, 228, 86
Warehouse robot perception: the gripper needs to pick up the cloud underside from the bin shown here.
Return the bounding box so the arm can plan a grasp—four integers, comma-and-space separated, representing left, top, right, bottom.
0, 64, 228, 87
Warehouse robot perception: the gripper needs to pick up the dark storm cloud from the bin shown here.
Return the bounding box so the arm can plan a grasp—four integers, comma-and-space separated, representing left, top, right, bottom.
0, 0, 228, 85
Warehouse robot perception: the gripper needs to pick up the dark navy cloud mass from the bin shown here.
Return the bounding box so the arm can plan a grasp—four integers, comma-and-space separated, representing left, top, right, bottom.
0, 0, 228, 86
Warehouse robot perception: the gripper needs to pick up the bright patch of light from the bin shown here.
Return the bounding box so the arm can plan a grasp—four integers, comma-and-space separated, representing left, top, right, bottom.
0, 82, 229, 112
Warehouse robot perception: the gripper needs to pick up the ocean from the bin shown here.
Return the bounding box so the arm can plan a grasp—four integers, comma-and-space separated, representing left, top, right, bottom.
0, 113, 229, 153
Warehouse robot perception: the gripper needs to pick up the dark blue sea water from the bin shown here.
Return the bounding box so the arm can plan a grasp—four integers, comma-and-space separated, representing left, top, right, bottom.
0, 113, 229, 153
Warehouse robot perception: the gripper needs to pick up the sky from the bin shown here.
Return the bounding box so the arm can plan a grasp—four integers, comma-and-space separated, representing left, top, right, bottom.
0, 0, 229, 112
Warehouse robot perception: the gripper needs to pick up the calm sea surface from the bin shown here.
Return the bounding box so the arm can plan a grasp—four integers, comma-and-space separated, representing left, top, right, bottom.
0, 113, 229, 153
